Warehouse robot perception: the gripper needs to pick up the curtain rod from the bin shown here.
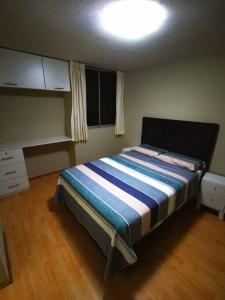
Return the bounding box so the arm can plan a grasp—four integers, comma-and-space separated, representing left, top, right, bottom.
85, 65, 117, 73
79, 59, 124, 73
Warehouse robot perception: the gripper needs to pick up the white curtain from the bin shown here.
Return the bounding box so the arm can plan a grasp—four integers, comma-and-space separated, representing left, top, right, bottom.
115, 70, 125, 136
70, 61, 88, 143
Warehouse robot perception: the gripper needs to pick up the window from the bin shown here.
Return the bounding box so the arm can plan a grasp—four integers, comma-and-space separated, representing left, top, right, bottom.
85, 67, 116, 127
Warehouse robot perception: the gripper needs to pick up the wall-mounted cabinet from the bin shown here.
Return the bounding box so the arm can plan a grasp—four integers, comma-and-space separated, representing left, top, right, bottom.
0, 48, 45, 90
42, 57, 70, 91
0, 48, 71, 92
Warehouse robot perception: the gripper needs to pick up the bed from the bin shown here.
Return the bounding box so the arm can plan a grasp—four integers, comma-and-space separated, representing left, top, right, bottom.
54, 117, 219, 280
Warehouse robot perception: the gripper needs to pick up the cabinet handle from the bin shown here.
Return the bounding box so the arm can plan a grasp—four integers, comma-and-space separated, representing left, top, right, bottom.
1, 156, 13, 161
8, 184, 19, 189
4, 82, 18, 86
4, 170, 16, 176
54, 87, 64, 90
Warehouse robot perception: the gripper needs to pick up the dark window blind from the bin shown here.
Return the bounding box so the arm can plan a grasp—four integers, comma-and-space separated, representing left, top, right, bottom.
86, 67, 116, 126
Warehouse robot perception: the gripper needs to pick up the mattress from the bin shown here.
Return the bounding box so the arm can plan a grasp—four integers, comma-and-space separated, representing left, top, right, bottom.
54, 149, 201, 279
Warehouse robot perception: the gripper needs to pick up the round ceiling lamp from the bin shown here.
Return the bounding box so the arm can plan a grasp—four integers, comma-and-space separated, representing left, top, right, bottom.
100, 0, 168, 40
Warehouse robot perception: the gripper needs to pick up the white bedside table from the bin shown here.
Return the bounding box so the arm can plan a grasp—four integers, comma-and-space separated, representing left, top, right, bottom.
121, 147, 133, 153
199, 172, 225, 220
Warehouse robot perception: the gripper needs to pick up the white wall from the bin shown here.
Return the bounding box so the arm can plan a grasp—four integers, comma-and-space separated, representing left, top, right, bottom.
123, 54, 225, 175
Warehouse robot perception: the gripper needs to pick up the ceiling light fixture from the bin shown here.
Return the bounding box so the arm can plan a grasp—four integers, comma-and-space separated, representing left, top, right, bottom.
100, 0, 167, 40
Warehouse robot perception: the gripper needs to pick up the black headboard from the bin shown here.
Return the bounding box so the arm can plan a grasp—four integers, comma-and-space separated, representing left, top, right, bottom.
141, 117, 219, 169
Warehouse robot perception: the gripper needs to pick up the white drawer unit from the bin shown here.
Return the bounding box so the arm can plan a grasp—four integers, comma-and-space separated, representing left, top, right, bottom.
0, 162, 27, 181
0, 176, 29, 197
0, 148, 29, 197
201, 173, 225, 199
201, 193, 225, 211
0, 149, 24, 167
200, 172, 225, 220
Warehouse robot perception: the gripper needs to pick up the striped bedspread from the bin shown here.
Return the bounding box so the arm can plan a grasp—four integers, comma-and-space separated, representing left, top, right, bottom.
55, 150, 200, 279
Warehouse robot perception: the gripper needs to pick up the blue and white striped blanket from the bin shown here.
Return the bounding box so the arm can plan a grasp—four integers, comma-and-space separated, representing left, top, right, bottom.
55, 149, 200, 279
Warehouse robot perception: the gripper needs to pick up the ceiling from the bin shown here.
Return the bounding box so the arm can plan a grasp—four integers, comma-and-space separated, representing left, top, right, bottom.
0, 0, 225, 70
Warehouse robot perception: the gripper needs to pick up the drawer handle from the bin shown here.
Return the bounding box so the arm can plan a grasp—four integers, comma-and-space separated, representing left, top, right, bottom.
8, 184, 19, 189
214, 187, 217, 191
4, 82, 18, 86
54, 87, 64, 90
210, 198, 214, 202
4, 170, 16, 176
1, 156, 13, 161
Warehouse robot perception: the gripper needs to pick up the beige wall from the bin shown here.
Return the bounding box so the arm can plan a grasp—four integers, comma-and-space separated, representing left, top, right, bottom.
0, 89, 66, 143
0, 88, 122, 177
123, 54, 225, 175
75, 127, 123, 165
23, 143, 72, 178
3, 54, 224, 177
0, 89, 71, 177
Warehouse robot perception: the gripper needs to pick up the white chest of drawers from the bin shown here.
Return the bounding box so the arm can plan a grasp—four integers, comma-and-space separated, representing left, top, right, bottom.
200, 172, 225, 220
0, 148, 29, 197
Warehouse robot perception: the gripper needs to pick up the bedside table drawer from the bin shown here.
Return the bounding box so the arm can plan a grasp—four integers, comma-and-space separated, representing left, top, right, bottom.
201, 180, 225, 198
0, 176, 29, 197
0, 149, 24, 167
0, 162, 27, 181
201, 192, 225, 211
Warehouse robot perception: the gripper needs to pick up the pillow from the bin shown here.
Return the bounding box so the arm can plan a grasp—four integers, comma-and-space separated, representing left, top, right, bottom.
157, 151, 206, 171
131, 144, 166, 157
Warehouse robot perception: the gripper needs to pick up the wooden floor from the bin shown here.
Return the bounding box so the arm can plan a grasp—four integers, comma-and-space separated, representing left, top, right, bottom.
0, 173, 225, 300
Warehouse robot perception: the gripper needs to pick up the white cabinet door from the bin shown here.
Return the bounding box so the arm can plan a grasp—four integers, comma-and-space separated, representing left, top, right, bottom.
0, 48, 45, 90
42, 57, 70, 92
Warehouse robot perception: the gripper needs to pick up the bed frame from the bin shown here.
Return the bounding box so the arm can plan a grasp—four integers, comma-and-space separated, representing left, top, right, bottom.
56, 117, 219, 280
141, 117, 219, 169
